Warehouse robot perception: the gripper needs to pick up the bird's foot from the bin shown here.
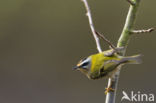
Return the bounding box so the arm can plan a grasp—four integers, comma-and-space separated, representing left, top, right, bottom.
105, 87, 115, 95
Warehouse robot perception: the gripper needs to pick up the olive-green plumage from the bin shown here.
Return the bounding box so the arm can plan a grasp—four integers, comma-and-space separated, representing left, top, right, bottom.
74, 49, 142, 79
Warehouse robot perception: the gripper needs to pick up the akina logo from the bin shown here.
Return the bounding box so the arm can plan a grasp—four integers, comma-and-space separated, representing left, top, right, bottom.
121, 91, 155, 102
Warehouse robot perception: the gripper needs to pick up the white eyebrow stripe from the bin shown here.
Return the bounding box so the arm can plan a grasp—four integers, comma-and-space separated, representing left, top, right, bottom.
80, 57, 91, 66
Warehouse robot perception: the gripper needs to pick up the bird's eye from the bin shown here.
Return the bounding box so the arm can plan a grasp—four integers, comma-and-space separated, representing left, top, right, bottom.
81, 62, 89, 67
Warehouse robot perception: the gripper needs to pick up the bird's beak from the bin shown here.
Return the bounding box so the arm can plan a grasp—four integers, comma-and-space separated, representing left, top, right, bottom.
73, 63, 81, 70
72, 66, 79, 70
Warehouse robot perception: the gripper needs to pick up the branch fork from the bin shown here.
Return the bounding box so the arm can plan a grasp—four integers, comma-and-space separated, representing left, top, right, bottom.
127, 0, 136, 6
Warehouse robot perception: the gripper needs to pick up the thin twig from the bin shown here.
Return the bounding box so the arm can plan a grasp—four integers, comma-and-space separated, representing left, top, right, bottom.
95, 31, 116, 51
131, 28, 155, 34
81, 0, 102, 53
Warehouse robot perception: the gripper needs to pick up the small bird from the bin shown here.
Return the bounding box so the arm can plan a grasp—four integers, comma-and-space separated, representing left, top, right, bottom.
73, 49, 142, 79
73, 49, 142, 93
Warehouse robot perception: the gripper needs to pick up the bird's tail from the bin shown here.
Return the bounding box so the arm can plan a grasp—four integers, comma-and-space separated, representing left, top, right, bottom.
120, 54, 142, 64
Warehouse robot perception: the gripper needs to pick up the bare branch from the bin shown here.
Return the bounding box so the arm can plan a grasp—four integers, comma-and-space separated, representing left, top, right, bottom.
81, 0, 102, 53
131, 28, 155, 34
106, 0, 141, 103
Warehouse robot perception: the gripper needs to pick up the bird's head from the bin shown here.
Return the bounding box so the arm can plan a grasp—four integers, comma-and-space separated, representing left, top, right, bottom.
73, 57, 91, 75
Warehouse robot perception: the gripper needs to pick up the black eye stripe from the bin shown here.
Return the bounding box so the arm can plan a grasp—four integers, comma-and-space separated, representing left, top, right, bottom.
81, 62, 89, 67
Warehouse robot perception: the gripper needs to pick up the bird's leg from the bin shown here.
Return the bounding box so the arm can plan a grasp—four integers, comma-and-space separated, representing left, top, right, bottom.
105, 82, 115, 95
104, 47, 124, 57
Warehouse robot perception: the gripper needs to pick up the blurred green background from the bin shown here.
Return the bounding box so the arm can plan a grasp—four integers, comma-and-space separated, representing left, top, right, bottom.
0, 0, 155, 103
